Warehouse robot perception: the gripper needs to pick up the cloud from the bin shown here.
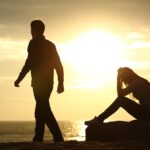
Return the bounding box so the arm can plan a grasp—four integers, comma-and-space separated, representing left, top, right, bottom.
1, 0, 150, 38
0, 38, 28, 60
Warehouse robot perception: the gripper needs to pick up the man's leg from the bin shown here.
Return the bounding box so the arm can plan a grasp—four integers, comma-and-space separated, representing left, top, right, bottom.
37, 84, 64, 142
45, 103, 64, 142
33, 116, 45, 142
42, 86, 64, 142
32, 87, 45, 142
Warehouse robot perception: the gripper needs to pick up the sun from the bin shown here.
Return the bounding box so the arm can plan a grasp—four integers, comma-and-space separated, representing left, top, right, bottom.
60, 29, 126, 86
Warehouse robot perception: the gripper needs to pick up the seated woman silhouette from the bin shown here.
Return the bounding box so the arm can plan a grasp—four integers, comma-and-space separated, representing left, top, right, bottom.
85, 67, 150, 125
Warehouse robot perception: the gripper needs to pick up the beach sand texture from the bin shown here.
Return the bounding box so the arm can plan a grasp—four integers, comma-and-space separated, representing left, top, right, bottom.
0, 140, 150, 150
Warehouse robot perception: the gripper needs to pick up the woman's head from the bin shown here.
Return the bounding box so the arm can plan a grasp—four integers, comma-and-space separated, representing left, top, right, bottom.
118, 67, 138, 84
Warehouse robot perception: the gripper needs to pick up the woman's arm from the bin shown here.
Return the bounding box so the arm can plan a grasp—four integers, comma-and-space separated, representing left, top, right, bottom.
117, 69, 132, 97
117, 75, 123, 96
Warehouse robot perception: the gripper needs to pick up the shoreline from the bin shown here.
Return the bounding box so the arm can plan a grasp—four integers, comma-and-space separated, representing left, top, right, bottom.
0, 140, 150, 150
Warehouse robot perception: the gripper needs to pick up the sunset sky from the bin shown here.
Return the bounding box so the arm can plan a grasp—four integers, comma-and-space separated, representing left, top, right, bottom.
1, 0, 150, 121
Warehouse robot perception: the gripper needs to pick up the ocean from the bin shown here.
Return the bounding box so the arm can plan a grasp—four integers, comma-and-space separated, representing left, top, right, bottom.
0, 121, 86, 143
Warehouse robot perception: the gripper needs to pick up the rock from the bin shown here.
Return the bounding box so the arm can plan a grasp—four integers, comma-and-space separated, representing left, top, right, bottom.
85, 120, 150, 141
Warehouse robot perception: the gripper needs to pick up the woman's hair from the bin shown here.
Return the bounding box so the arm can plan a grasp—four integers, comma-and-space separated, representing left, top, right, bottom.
118, 67, 139, 85
30, 20, 45, 35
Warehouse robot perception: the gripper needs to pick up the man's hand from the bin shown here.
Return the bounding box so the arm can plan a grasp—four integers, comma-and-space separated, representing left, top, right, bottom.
14, 79, 20, 87
57, 83, 64, 94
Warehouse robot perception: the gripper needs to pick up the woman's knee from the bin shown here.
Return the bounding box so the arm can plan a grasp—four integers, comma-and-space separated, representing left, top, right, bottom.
116, 96, 129, 105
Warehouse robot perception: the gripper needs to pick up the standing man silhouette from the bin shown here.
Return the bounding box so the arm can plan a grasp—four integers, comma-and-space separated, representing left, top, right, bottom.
14, 20, 64, 142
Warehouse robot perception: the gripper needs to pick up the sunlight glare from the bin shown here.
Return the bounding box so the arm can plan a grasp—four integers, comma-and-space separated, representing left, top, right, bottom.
60, 29, 126, 87
62, 30, 125, 70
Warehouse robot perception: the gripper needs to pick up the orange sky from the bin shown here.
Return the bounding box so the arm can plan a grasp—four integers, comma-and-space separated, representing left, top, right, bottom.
1, 0, 150, 121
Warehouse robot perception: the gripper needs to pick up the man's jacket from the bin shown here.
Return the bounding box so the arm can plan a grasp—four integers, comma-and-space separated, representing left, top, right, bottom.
17, 36, 64, 86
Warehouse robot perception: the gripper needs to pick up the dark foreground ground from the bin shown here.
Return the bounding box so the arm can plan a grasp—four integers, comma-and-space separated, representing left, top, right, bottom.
0, 140, 150, 150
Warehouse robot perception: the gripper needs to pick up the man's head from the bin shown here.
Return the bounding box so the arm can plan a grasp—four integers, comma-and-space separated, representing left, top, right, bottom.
30, 20, 45, 38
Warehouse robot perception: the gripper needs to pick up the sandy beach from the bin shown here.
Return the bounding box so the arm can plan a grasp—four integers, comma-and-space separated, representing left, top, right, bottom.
0, 140, 150, 150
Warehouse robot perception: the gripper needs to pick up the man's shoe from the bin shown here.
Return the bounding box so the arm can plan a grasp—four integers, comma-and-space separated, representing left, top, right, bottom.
84, 116, 99, 126
53, 137, 64, 142
32, 137, 43, 143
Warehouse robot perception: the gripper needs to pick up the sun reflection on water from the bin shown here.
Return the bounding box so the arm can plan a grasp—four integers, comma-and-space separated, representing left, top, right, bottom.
64, 121, 87, 141
75, 121, 87, 141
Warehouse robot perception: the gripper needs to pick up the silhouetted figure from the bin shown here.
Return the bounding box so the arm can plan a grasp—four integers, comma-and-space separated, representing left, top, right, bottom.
85, 67, 150, 125
14, 20, 64, 142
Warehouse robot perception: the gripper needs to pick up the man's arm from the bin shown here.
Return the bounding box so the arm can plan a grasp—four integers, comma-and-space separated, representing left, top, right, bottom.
14, 41, 32, 87
14, 55, 31, 87
52, 45, 64, 93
